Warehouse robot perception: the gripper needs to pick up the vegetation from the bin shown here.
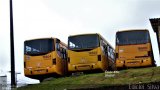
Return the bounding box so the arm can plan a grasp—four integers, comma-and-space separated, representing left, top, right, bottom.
16, 66, 160, 90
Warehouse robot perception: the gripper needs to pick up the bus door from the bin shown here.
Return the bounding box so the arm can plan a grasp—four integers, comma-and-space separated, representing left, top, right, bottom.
61, 48, 68, 76
56, 39, 68, 75
101, 39, 109, 70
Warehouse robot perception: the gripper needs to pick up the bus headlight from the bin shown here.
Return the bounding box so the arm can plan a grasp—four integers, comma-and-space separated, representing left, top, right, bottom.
28, 67, 32, 69
92, 63, 96, 65
72, 65, 75, 67
120, 61, 124, 63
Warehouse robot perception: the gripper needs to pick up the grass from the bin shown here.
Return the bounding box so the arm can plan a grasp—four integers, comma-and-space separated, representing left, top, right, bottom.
16, 66, 160, 90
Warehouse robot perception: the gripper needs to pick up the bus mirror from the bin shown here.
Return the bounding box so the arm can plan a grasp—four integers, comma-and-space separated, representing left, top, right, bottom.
56, 39, 60, 43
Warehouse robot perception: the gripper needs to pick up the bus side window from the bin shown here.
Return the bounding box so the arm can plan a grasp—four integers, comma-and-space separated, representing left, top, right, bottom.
110, 49, 114, 59
58, 46, 67, 60
100, 38, 103, 45
56, 43, 60, 51
112, 50, 115, 60
107, 46, 111, 57
100, 39, 104, 50
59, 47, 63, 58
56, 39, 61, 50
61, 48, 65, 59
104, 45, 108, 54
100, 39, 108, 54
56, 39, 63, 58
110, 48, 113, 58
62, 49, 67, 60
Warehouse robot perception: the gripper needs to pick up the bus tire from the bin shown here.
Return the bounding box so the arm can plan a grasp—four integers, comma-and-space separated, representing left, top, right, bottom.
39, 79, 44, 83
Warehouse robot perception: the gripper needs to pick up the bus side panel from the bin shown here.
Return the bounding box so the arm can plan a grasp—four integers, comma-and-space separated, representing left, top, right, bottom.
101, 54, 108, 71
55, 52, 64, 75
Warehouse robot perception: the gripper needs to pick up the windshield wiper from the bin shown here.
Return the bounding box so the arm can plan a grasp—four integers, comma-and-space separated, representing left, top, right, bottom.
70, 48, 95, 52
25, 52, 49, 56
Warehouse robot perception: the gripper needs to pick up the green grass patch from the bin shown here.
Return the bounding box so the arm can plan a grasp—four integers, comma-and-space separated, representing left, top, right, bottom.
16, 66, 160, 90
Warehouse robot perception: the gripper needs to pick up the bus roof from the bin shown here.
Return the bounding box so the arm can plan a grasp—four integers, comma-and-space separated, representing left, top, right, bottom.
24, 37, 56, 42
116, 29, 149, 33
24, 37, 67, 47
68, 33, 100, 37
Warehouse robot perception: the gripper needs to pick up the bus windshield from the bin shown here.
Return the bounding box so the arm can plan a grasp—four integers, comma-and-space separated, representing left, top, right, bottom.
116, 31, 149, 45
68, 34, 99, 50
24, 39, 54, 55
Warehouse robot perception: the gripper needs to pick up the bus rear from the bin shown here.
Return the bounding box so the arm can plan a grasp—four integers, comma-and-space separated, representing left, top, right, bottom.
115, 30, 156, 69
67, 34, 114, 72
24, 38, 67, 81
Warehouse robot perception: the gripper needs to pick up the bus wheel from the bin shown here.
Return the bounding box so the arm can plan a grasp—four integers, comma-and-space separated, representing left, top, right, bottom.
152, 63, 157, 67
151, 60, 157, 67
116, 67, 123, 71
39, 79, 44, 83
116, 67, 120, 71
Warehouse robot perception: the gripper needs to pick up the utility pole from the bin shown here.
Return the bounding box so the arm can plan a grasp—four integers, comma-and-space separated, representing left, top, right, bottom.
10, 0, 16, 87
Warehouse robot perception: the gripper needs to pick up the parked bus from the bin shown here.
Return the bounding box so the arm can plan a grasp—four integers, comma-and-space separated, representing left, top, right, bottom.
67, 33, 115, 72
24, 38, 68, 82
115, 29, 156, 70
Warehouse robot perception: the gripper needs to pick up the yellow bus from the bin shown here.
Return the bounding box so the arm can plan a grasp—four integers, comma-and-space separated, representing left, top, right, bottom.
115, 29, 156, 70
24, 38, 68, 82
67, 33, 115, 72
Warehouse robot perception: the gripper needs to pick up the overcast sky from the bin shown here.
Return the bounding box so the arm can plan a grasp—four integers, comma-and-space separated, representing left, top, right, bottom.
0, 0, 160, 84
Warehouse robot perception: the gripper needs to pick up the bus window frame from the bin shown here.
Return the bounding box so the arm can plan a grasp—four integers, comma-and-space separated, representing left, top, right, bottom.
24, 38, 55, 55
116, 31, 150, 46
68, 34, 100, 50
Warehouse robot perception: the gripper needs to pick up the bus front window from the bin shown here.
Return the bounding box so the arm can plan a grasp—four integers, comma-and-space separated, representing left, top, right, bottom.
116, 31, 149, 45
24, 39, 54, 55
68, 34, 99, 50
